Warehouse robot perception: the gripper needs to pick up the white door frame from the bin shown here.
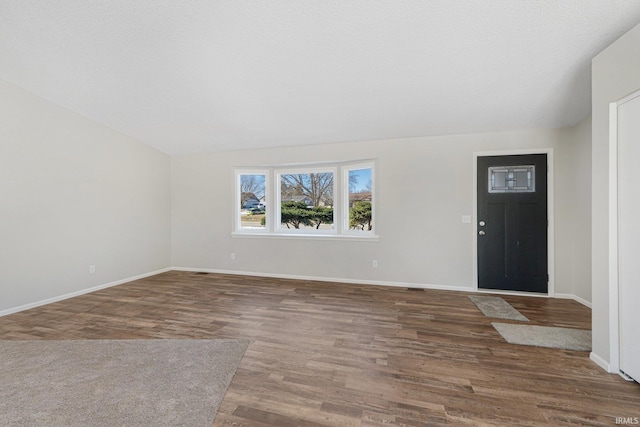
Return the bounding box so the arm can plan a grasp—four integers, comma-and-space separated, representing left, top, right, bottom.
472, 149, 555, 296
607, 89, 640, 377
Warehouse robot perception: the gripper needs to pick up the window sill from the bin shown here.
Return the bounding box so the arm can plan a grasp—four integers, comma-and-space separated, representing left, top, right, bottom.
231, 232, 379, 241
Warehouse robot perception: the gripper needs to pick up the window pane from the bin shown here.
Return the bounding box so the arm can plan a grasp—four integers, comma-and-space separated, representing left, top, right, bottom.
280, 172, 334, 230
239, 174, 266, 229
488, 165, 535, 193
348, 168, 373, 231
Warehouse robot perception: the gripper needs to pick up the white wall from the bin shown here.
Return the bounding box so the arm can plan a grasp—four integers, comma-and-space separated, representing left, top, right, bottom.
556, 116, 592, 304
0, 72, 594, 316
0, 79, 171, 314
172, 126, 591, 294
591, 22, 640, 367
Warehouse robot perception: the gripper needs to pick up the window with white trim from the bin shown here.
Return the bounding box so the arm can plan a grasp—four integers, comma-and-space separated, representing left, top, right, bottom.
234, 161, 375, 238
345, 164, 373, 232
236, 171, 268, 232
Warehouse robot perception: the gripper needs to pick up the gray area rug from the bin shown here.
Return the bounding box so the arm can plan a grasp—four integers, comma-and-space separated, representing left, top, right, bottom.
0, 339, 249, 427
492, 323, 591, 351
469, 295, 529, 321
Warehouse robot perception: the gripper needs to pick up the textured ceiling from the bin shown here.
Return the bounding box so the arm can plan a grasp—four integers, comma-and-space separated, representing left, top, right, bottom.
2, 1, 640, 154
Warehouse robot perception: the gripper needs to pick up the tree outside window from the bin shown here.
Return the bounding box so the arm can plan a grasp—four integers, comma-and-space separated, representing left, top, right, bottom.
347, 167, 373, 231
238, 173, 266, 229
280, 172, 334, 230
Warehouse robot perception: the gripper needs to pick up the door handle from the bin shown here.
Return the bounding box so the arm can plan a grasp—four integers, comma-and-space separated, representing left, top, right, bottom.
479, 230, 486, 236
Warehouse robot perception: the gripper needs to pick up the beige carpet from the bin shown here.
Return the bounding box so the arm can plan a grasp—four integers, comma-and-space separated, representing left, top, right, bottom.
469, 295, 529, 321
0, 339, 249, 426
492, 323, 591, 351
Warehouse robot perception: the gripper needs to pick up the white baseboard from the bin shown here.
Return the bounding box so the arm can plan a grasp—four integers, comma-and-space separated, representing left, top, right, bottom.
0, 267, 172, 318
172, 267, 472, 293
590, 352, 611, 372
173, 268, 601, 307
572, 294, 592, 308
555, 293, 592, 308
0, 266, 596, 326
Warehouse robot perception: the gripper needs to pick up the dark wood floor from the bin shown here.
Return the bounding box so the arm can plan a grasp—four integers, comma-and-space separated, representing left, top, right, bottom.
1, 271, 638, 426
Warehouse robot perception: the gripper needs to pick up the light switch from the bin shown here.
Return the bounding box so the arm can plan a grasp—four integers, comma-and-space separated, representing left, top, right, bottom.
462, 215, 471, 224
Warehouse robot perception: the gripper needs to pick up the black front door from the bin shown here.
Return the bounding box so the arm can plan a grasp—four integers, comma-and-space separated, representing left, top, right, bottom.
477, 154, 548, 293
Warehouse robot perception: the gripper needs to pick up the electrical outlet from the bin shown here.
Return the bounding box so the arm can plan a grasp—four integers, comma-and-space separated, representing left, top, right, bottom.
89, 265, 96, 274
230, 253, 236, 260
372, 260, 378, 268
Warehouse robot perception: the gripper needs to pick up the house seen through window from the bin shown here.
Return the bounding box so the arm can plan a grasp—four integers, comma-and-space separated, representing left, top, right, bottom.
347, 167, 373, 231
239, 174, 266, 230
279, 171, 335, 231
